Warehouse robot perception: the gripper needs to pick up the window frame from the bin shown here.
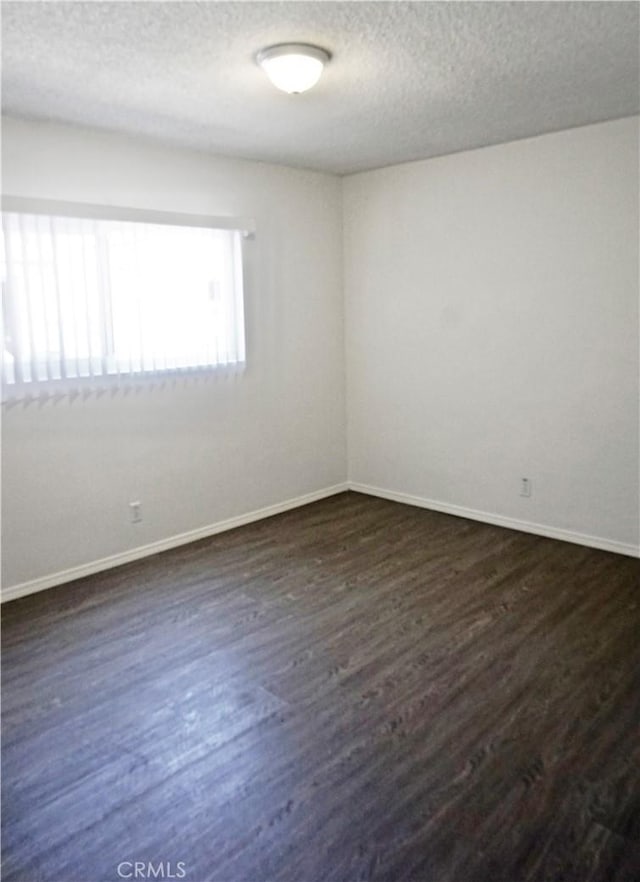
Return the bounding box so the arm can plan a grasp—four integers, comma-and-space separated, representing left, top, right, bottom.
1, 196, 255, 401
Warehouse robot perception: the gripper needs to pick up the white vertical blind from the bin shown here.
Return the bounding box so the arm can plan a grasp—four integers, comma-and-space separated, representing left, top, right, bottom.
2, 208, 247, 399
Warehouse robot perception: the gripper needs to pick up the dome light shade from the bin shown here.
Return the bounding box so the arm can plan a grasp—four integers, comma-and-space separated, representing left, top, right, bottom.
256, 43, 331, 94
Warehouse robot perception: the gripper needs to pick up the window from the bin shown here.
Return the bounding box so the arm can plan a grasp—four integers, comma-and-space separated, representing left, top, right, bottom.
2, 200, 249, 399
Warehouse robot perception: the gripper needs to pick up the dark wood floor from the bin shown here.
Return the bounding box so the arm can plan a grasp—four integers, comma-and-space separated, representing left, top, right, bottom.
2, 491, 639, 882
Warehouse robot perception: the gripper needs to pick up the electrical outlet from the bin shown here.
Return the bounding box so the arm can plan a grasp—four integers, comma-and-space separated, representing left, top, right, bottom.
129, 501, 142, 523
520, 478, 532, 498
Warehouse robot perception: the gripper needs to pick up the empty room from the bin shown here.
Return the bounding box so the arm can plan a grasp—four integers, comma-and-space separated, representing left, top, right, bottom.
1, 2, 639, 881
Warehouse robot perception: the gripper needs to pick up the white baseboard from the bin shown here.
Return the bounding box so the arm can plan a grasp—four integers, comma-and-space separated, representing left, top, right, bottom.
349, 482, 640, 559
1, 483, 349, 603
4, 479, 637, 603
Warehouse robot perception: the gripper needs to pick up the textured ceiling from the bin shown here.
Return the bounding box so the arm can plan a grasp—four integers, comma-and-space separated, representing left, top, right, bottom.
2, 1, 638, 175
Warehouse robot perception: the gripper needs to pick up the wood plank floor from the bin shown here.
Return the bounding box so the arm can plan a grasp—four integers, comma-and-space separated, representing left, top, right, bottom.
2, 491, 639, 882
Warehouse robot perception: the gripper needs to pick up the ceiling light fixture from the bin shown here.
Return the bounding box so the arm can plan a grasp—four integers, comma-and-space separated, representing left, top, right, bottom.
256, 43, 331, 94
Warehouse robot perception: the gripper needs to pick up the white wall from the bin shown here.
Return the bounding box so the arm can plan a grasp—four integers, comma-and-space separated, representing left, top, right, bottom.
3, 116, 638, 593
1, 118, 346, 589
344, 118, 639, 552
